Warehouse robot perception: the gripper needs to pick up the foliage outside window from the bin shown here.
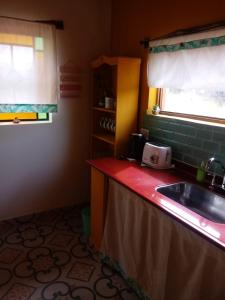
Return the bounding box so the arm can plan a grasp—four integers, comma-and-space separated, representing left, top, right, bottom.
156, 88, 225, 124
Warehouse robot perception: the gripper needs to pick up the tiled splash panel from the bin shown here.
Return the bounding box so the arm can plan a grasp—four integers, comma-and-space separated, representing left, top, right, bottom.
143, 114, 225, 170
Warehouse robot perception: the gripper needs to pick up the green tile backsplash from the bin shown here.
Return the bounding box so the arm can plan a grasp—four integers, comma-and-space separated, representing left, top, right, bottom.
143, 114, 225, 170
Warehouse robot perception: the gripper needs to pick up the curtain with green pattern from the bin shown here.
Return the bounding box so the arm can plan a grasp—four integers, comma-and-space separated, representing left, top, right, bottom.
147, 28, 225, 89
0, 17, 57, 113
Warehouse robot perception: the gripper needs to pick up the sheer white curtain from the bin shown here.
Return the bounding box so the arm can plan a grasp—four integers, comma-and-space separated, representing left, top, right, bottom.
147, 28, 225, 89
0, 17, 57, 112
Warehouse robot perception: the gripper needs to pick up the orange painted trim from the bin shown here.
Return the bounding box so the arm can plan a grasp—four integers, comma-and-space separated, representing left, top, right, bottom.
90, 167, 106, 249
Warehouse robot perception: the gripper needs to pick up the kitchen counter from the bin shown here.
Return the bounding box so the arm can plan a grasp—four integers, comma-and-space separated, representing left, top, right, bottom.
87, 157, 225, 249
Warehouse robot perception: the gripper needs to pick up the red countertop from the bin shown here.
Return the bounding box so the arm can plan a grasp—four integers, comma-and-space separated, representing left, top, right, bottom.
87, 157, 225, 249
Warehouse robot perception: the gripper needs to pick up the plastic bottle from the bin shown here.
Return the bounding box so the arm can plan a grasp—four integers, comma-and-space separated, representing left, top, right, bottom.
196, 161, 206, 183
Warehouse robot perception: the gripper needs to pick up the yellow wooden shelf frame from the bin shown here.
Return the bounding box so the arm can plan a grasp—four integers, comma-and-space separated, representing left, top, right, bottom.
91, 56, 141, 158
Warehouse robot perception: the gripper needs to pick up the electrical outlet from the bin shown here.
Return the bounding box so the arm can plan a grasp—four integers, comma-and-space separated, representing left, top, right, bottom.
140, 128, 149, 139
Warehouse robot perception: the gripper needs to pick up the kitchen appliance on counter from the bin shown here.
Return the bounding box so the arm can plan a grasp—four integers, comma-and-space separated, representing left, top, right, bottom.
142, 142, 173, 169
127, 133, 146, 161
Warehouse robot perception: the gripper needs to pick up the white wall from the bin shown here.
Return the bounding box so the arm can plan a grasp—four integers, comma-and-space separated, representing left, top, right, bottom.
0, 0, 111, 220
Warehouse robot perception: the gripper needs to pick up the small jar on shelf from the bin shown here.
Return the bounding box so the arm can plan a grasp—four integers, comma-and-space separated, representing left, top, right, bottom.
105, 97, 114, 109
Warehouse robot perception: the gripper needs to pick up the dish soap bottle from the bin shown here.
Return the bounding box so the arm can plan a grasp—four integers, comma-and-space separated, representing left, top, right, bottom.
196, 161, 206, 183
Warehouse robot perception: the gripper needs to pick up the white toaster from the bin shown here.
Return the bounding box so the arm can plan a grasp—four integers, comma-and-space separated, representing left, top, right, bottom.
142, 142, 172, 169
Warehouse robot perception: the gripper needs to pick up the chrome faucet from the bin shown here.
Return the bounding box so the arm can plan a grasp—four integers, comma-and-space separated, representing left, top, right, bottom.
205, 157, 225, 190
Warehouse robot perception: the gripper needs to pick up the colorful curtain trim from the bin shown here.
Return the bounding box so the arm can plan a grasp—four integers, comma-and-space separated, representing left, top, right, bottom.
100, 253, 150, 300
149, 35, 225, 53
0, 104, 57, 113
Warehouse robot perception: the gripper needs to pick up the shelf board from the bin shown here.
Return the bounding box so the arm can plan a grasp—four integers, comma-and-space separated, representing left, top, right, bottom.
92, 133, 115, 145
92, 106, 116, 114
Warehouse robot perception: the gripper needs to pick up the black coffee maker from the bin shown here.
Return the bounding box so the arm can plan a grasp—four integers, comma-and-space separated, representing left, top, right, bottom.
127, 133, 146, 161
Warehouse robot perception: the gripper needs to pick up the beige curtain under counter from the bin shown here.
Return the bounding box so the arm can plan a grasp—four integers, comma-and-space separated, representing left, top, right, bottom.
101, 179, 225, 300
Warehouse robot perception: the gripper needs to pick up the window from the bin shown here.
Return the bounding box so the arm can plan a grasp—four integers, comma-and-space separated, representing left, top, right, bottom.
157, 87, 225, 122
147, 27, 225, 124
0, 17, 57, 124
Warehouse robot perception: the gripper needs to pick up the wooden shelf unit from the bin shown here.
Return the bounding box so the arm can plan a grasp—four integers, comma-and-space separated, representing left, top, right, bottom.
91, 56, 141, 158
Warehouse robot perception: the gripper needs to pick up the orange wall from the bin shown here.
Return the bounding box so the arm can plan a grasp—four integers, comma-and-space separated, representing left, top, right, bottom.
111, 0, 225, 125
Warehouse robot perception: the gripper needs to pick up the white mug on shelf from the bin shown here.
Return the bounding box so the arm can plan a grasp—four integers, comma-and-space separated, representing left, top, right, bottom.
105, 97, 114, 109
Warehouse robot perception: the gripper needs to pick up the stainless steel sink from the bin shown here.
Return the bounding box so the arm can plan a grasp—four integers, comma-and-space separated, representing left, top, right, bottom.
156, 182, 225, 224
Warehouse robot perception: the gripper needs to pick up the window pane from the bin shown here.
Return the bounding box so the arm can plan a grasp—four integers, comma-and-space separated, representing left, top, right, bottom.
37, 113, 48, 120
0, 33, 33, 46
34, 37, 44, 51
0, 112, 49, 122
0, 44, 11, 72
0, 112, 37, 121
162, 88, 225, 119
13, 46, 33, 72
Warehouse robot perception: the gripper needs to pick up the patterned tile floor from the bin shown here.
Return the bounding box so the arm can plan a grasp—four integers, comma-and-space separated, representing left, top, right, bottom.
0, 205, 139, 300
